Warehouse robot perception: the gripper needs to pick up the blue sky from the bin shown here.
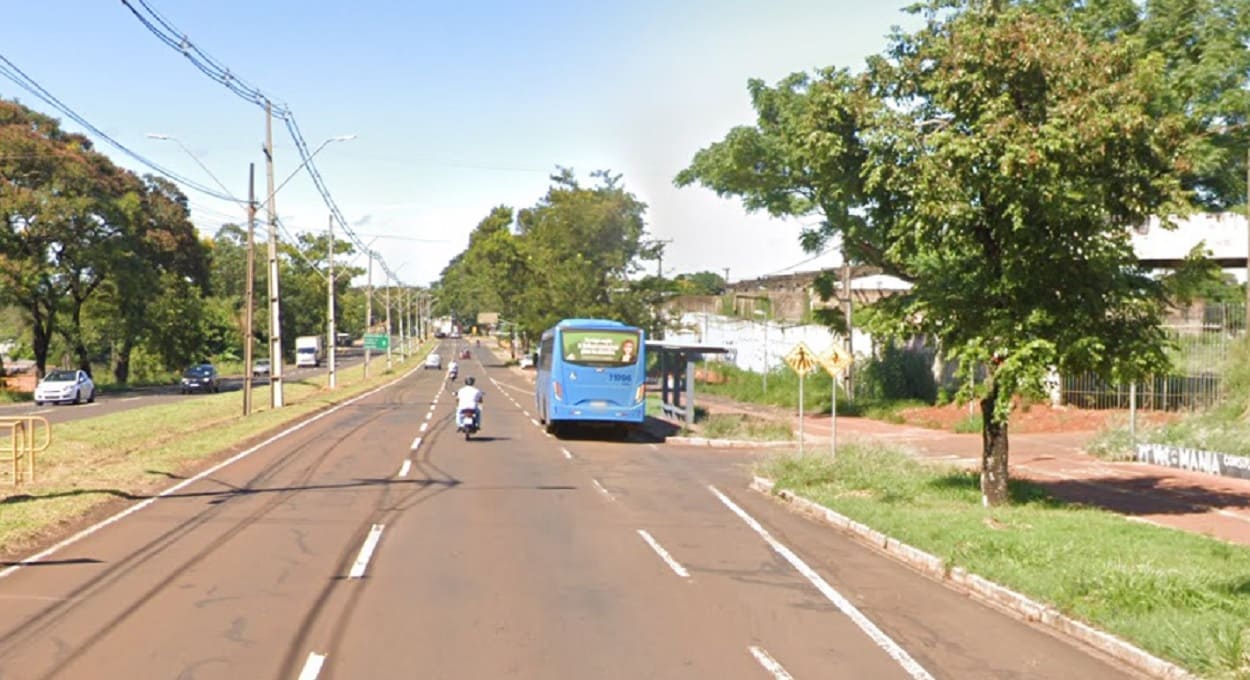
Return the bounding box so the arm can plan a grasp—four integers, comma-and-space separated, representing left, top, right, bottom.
4, 1, 921, 287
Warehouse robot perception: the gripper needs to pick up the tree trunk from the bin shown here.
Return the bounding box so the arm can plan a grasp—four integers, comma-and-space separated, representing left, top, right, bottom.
113, 338, 133, 385
30, 299, 54, 378
980, 380, 1010, 506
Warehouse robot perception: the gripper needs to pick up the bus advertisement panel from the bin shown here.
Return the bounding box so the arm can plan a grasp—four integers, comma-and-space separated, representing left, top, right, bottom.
536, 319, 645, 434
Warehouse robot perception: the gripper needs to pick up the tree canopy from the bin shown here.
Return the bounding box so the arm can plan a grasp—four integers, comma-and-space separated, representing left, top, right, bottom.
675, 0, 1249, 505
435, 169, 659, 343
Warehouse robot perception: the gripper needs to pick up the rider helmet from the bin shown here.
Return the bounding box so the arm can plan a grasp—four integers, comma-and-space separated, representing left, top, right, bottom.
465, 377, 476, 386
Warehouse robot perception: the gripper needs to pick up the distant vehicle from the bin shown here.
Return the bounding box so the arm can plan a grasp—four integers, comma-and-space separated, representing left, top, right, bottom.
423, 353, 442, 370
335, 332, 351, 347
518, 355, 535, 370
180, 364, 219, 394
34, 369, 95, 405
460, 348, 471, 360
252, 358, 271, 377
450, 330, 461, 339
535, 319, 645, 435
434, 331, 447, 339
295, 335, 323, 368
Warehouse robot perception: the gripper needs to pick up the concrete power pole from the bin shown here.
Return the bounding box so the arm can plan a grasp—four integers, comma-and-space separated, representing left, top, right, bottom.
327, 214, 337, 389
365, 252, 373, 379
243, 163, 256, 416
385, 281, 393, 371
264, 101, 285, 408
841, 253, 854, 399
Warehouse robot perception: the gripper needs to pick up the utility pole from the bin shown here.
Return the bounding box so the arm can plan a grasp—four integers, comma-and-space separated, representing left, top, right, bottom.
327, 214, 337, 389
399, 285, 407, 360
243, 163, 256, 415
655, 238, 674, 279
264, 100, 285, 408
1245, 146, 1249, 339
365, 252, 373, 378
842, 252, 854, 399
385, 280, 393, 371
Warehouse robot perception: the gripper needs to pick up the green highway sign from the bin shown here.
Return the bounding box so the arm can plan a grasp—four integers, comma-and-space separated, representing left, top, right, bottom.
363, 333, 389, 350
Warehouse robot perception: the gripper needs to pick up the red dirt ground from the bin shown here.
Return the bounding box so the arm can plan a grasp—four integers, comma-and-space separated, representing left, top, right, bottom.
894, 402, 1179, 434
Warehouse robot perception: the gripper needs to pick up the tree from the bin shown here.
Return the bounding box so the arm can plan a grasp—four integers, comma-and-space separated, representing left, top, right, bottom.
673, 271, 726, 295
677, 2, 1209, 505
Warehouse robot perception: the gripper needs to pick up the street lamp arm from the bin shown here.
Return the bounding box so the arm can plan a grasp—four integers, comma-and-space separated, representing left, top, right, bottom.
147, 133, 243, 206
256, 134, 356, 213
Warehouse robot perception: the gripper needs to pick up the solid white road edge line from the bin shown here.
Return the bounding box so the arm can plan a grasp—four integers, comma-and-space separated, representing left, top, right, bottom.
748, 646, 794, 680
709, 485, 934, 680
0, 364, 425, 582
399, 460, 412, 478
348, 524, 385, 579
297, 652, 327, 680
410, 437, 423, 451
637, 529, 690, 578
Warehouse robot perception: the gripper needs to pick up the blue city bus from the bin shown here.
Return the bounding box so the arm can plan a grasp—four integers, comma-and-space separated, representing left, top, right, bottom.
535, 318, 646, 435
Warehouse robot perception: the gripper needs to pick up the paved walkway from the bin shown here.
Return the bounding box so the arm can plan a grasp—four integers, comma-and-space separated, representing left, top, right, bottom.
691, 394, 1250, 547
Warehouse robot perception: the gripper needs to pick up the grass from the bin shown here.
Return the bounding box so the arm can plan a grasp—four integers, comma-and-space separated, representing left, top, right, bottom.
0, 343, 437, 560
700, 413, 793, 441
761, 445, 1250, 678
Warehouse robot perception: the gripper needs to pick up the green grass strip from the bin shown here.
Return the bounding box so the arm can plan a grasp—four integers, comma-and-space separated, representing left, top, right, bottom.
760, 445, 1250, 678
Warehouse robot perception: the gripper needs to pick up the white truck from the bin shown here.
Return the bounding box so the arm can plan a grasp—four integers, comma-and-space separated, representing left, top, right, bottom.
295, 335, 323, 368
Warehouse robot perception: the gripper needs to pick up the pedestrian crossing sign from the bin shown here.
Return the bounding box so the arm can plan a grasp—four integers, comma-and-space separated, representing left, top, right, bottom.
785, 342, 819, 377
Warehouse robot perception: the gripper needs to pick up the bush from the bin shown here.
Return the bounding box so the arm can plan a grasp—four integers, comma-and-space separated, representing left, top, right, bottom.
858, 344, 938, 403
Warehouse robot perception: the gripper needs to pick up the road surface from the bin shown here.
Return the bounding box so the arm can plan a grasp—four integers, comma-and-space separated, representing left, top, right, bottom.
0, 346, 1141, 679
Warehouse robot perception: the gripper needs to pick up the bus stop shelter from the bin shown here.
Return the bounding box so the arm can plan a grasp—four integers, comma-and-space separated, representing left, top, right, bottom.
645, 340, 730, 429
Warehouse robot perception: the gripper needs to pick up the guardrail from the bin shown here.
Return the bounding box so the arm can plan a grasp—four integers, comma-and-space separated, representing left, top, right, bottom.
0, 416, 52, 485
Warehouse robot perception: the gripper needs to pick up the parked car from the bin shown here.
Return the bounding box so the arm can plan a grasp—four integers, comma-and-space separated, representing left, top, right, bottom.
423, 353, 442, 370
252, 358, 271, 377
180, 364, 220, 394
518, 355, 535, 370
34, 369, 95, 405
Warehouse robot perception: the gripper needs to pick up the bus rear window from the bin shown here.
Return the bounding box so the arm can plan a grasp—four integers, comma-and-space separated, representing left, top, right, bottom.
561, 329, 640, 367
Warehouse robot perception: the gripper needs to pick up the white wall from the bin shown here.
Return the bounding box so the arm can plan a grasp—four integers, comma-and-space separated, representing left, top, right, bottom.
667, 312, 871, 373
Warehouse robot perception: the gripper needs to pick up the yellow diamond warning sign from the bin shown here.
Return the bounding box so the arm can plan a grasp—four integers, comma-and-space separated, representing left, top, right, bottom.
820, 345, 852, 375
785, 342, 819, 377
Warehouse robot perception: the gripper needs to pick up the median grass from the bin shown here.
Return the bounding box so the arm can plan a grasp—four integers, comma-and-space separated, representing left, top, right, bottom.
0, 344, 436, 560
760, 445, 1250, 678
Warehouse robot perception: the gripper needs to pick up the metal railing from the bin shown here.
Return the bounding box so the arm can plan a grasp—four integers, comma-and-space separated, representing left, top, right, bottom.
0, 416, 51, 485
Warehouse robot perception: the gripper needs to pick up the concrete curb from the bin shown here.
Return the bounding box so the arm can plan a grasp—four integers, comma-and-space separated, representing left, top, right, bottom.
664, 436, 796, 448
750, 476, 1198, 680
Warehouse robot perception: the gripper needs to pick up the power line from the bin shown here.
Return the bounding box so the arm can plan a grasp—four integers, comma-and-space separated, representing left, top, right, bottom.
0, 53, 238, 203
119, 0, 406, 287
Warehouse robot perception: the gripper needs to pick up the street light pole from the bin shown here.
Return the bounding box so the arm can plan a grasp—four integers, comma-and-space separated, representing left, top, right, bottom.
365, 251, 373, 379
263, 101, 286, 408
327, 213, 337, 389
385, 279, 393, 371
243, 163, 256, 415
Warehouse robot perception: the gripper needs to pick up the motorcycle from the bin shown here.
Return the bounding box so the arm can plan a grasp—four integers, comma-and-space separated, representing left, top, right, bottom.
448, 367, 458, 382
456, 407, 480, 440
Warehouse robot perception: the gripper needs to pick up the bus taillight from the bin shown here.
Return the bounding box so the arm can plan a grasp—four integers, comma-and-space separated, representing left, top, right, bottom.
634, 385, 645, 404
554, 381, 564, 400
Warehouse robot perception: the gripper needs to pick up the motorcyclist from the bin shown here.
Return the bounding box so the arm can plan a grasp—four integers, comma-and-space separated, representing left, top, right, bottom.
447, 359, 460, 381
456, 376, 484, 431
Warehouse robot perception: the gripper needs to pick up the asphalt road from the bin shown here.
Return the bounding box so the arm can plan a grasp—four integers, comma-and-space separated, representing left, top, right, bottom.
0, 346, 395, 426
0, 345, 1143, 679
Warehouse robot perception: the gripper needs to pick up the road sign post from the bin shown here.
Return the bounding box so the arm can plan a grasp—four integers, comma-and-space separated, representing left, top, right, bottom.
819, 345, 853, 460
784, 342, 819, 456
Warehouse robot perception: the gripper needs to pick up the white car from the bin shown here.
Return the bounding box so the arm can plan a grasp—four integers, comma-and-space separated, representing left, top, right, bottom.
423, 353, 442, 370
34, 369, 95, 405
518, 355, 535, 369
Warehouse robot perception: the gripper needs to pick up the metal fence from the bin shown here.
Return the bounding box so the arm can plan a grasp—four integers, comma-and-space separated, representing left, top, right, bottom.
1062, 303, 1244, 411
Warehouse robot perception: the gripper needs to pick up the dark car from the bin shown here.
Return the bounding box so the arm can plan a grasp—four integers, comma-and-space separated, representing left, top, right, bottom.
180, 364, 220, 394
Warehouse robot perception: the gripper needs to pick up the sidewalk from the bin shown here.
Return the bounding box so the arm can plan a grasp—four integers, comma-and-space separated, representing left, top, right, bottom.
688, 394, 1250, 547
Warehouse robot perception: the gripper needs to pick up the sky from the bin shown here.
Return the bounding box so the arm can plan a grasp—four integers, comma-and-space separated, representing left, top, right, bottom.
3, 1, 923, 288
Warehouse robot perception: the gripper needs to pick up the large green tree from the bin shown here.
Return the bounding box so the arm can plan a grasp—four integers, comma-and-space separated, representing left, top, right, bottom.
676, 1, 1221, 505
